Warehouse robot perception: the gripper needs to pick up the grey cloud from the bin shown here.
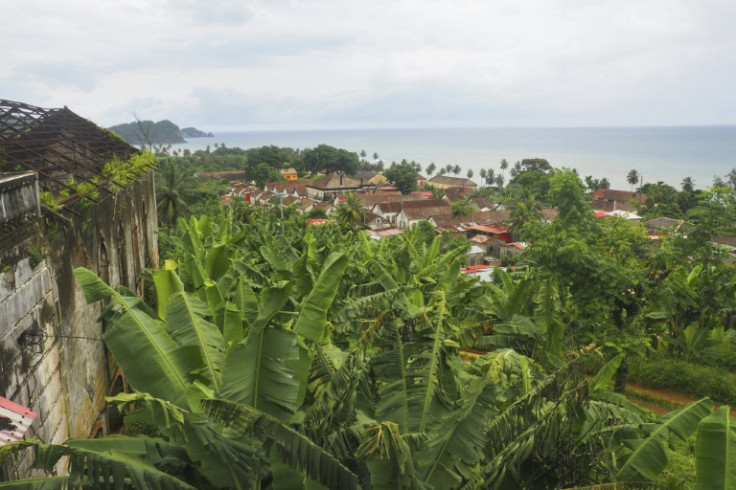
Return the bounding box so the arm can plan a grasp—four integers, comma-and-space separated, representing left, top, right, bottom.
2, 0, 734, 129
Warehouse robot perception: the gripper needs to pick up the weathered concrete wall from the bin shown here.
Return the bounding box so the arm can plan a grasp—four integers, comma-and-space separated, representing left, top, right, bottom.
0, 170, 158, 479
0, 172, 67, 478
46, 171, 159, 441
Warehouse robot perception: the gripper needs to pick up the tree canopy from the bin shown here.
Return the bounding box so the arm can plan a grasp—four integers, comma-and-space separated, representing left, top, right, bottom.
383, 160, 419, 194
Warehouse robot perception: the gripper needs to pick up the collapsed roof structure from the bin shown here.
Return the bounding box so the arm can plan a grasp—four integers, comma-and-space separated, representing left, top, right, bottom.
0, 99, 155, 210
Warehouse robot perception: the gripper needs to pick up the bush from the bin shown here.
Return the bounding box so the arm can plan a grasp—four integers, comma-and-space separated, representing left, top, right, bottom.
629, 358, 736, 407
701, 339, 736, 372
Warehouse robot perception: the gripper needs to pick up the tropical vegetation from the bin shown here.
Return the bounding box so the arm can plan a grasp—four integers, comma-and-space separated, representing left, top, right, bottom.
8, 141, 736, 488
3, 196, 736, 488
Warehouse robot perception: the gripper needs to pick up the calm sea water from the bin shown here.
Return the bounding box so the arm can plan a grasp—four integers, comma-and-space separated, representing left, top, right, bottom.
170, 126, 736, 191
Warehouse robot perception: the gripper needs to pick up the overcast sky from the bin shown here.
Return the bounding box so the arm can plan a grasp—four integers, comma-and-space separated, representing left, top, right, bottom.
3, 0, 734, 130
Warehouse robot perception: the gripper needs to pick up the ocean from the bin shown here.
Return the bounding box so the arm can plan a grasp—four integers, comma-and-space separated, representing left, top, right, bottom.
169, 126, 736, 191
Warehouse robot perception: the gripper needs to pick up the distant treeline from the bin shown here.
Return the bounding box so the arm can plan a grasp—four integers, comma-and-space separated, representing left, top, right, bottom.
160, 144, 369, 187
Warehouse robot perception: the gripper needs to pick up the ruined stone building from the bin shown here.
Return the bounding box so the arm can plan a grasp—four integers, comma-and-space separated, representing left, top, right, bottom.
0, 100, 158, 479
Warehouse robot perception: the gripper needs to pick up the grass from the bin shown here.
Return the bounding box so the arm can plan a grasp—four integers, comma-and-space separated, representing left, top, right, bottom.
624, 387, 684, 412
629, 358, 736, 407
656, 438, 696, 490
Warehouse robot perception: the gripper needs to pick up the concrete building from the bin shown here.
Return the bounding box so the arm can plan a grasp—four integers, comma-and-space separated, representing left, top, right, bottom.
307, 173, 365, 201
0, 99, 158, 479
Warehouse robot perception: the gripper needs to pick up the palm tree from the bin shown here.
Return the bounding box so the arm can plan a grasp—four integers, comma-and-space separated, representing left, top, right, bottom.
626, 169, 640, 192
335, 192, 364, 228
495, 173, 505, 188
156, 160, 198, 225
681, 176, 695, 193
452, 164, 461, 175
499, 159, 509, 183
426, 162, 436, 177
485, 168, 496, 187
479, 168, 487, 187
508, 192, 543, 239
466, 169, 474, 180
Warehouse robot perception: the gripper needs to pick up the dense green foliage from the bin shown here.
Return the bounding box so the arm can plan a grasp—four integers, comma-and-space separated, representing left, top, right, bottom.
629, 359, 736, 407
14, 141, 736, 488
5, 198, 736, 488
383, 160, 420, 194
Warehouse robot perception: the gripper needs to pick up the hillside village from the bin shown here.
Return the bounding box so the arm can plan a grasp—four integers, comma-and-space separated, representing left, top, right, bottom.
212, 169, 709, 271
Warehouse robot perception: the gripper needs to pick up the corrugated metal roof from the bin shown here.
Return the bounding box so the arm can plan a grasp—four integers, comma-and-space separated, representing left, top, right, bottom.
0, 396, 38, 446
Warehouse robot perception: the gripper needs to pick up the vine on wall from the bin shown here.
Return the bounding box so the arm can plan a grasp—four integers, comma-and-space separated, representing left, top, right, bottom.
40, 152, 156, 210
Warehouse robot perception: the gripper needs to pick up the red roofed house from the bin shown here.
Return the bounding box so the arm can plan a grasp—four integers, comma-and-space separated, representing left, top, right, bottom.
500, 242, 527, 259
395, 199, 452, 229
307, 173, 366, 201
466, 224, 513, 243
307, 218, 331, 226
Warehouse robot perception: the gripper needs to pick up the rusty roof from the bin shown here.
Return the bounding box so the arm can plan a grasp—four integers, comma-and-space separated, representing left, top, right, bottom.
309, 173, 362, 190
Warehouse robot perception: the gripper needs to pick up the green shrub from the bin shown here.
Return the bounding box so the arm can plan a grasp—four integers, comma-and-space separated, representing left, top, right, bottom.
701, 339, 736, 372
629, 358, 736, 406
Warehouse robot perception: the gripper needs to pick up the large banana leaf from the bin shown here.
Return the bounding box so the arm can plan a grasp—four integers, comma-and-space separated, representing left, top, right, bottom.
618, 397, 714, 481
373, 338, 413, 432
166, 291, 226, 393
74, 267, 192, 408
533, 276, 565, 358
180, 412, 258, 488
406, 292, 450, 433
357, 422, 425, 489
695, 405, 736, 490
369, 259, 399, 291
0, 477, 69, 489
6, 439, 196, 490
204, 243, 231, 281
219, 283, 302, 421
293, 252, 348, 342
235, 279, 259, 327
419, 351, 518, 488
151, 260, 184, 319
219, 326, 302, 421
203, 398, 358, 490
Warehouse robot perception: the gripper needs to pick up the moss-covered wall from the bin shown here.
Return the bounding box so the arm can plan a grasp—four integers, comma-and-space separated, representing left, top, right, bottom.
46, 171, 158, 440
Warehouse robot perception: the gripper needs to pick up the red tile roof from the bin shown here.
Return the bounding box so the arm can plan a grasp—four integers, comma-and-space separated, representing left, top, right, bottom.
310, 173, 362, 190
467, 224, 510, 235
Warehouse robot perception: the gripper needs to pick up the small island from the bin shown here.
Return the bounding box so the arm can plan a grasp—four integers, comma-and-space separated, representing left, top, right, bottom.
181, 127, 214, 138
108, 120, 213, 145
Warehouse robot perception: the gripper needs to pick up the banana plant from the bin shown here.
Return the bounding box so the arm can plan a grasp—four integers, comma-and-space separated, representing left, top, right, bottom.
7, 212, 732, 489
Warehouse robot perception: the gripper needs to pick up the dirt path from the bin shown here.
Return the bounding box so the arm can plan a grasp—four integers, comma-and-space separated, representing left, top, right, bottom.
626, 382, 694, 415
626, 381, 736, 417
